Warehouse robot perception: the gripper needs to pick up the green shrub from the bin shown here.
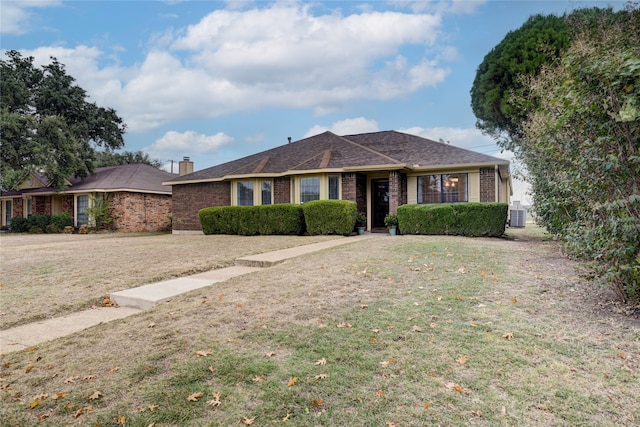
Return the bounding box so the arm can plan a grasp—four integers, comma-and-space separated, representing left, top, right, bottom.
30, 214, 50, 231
199, 205, 305, 235
45, 224, 60, 233
50, 213, 73, 230
302, 200, 357, 236
397, 203, 508, 237
9, 217, 29, 233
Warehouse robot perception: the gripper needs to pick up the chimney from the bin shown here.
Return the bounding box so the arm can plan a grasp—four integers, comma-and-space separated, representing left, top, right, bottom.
179, 156, 194, 176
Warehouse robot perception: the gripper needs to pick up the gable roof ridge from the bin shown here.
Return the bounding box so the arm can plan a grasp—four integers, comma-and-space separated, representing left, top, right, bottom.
289, 150, 327, 170
335, 132, 403, 164
227, 157, 269, 176
320, 150, 331, 168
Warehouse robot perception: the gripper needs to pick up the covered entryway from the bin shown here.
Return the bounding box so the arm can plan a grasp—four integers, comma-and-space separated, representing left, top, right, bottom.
371, 178, 389, 228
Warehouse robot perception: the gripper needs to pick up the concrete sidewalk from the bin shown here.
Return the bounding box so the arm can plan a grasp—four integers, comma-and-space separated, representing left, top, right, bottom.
0, 233, 381, 353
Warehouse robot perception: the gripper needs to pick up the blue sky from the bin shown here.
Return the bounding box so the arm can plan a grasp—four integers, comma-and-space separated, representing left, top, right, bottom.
1, 0, 624, 203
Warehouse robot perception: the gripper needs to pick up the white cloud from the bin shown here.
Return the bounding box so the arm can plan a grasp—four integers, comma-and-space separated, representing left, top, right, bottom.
144, 130, 234, 160
16, 3, 456, 133
0, 1, 61, 35
305, 117, 379, 138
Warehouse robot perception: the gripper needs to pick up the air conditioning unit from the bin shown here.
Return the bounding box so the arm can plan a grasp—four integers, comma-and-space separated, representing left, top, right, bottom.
510, 209, 526, 228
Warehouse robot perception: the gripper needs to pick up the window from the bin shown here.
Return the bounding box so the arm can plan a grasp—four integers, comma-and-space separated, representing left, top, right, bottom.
261, 180, 272, 205
417, 174, 468, 203
300, 177, 320, 203
328, 175, 340, 200
4, 200, 12, 226
77, 195, 89, 225
26, 198, 33, 217
237, 181, 254, 206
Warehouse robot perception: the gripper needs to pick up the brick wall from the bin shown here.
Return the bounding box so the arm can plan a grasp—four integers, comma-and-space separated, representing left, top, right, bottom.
356, 173, 367, 214
172, 182, 231, 231
274, 177, 291, 204
109, 192, 172, 232
33, 196, 51, 215
389, 170, 401, 214
342, 173, 356, 202
12, 197, 23, 218
62, 195, 74, 216
480, 167, 496, 202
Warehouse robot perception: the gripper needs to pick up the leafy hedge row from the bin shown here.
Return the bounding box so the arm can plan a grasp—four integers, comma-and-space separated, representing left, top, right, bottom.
9, 213, 73, 233
199, 200, 357, 236
397, 203, 508, 237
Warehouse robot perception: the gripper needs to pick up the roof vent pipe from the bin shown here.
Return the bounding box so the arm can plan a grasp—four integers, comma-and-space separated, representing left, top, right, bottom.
288, 137, 292, 144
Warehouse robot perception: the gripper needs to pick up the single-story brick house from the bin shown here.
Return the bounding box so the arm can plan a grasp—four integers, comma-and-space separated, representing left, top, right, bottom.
165, 130, 512, 234
0, 164, 175, 232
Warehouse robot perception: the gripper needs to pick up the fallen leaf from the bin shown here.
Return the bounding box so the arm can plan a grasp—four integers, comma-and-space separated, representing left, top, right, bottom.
109, 366, 120, 373
264, 351, 276, 358
424, 402, 432, 410
208, 366, 215, 373
148, 404, 159, 411
83, 374, 96, 381
456, 356, 468, 364
117, 415, 126, 425
187, 392, 204, 402
148, 322, 156, 328
207, 392, 222, 407
310, 399, 324, 405
253, 375, 267, 382
411, 325, 423, 332
337, 322, 352, 328
370, 337, 377, 343
52, 392, 68, 400
73, 408, 84, 418
30, 398, 41, 409
196, 349, 212, 357
470, 322, 478, 327
282, 413, 292, 422
25, 365, 34, 373
376, 389, 384, 396
287, 377, 298, 387
315, 374, 329, 380
510, 297, 518, 303
445, 382, 470, 394
89, 391, 103, 400
503, 333, 514, 340
37, 413, 51, 421
315, 358, 326, 366
618, 352, 626, 359
241, 416, 255, 425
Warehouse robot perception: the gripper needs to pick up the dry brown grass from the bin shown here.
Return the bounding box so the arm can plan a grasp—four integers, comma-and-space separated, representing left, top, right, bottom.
0, 233, 340, 329
1, 229, 639, 426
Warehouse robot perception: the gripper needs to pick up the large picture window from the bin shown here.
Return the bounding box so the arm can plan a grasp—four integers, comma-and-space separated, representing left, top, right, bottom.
237, 181, 254, 206
418, 174, 468, 203
300, 177, 320, 203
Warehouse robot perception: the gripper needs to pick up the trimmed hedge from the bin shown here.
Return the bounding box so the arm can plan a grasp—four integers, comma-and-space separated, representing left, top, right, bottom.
302, 200, 357, 236
9, 213, 73, 233
199, 204, 305, 236
397, 203, 508, 237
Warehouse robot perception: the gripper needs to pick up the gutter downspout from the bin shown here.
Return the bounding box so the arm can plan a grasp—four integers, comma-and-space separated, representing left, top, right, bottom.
494, 165, 499, 203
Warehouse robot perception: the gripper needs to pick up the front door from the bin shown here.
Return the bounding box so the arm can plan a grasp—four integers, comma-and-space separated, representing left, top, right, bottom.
372, 178, 389, 228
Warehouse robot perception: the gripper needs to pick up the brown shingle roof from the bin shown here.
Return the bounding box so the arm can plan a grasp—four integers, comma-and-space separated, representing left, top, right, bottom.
167, 130, 509, 184
2, 164, 175, 196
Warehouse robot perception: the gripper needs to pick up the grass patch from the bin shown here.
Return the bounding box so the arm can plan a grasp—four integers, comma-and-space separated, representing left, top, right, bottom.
1, 235, 638, 426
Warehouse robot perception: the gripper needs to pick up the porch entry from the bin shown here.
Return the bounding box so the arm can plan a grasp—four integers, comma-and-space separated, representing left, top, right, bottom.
371, 178, 389, 228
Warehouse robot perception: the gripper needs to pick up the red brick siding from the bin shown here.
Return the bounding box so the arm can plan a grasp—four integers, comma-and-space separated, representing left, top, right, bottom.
342, 173, 356, 202
480, 168, 496, 202
389, 170, 401, 214
109, 192, 172, 232
62, 195, 74, 216
172, 182, 231, 231
356, 173, 367, 214
33, 196, 51, 215
12, 197, 23, 218
274, 177, 291, 204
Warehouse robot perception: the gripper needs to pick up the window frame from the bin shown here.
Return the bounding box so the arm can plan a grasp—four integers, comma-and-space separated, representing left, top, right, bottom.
232, 179, 274, 206
417, 173, 468, 204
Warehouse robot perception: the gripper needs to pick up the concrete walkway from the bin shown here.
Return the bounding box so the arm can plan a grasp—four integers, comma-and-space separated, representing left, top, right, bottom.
0, 233, 381, 353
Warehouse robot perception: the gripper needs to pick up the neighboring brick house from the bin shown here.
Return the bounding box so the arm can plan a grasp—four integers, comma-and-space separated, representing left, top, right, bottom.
165, 130, 512, 234
0, 164, 175, 232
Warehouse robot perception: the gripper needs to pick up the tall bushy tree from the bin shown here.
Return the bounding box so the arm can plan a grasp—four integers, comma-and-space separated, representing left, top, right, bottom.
508, 6, 640, 301
95, 150, 163, 168
0, 51, 126, 191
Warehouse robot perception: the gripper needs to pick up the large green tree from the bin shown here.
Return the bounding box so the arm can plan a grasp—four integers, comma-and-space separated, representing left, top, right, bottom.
0, 50, 126, 191
95, 150, 163, 169
474, 6, 639, 302
470, 13, 570, 147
